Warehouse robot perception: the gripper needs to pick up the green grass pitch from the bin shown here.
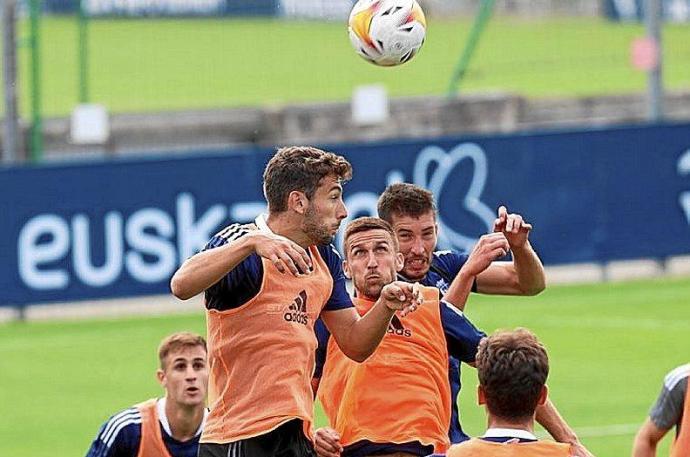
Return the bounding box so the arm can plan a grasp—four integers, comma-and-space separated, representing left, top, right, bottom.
4, 16, 690, 117
1, 276, 688, 456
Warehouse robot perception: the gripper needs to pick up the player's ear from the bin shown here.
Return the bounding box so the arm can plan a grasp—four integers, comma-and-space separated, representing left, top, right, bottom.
537, 384, 548, 406
477, 385, 486, 406
288, 191, 308, 215
395, 252, 404, 271
156, 368, 166, 387
343, 259, 352, 279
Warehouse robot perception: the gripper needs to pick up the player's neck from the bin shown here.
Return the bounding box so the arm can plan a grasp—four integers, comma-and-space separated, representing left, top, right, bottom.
354, 290, 378, 303
486, 413, 535, 434
266, 212, 313, 248
165, 400, 204, 442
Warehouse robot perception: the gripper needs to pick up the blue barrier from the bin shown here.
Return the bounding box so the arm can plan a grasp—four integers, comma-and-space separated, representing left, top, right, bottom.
44, 0, 279, 16
603, 0, 690, 22
2, 123, 690, 306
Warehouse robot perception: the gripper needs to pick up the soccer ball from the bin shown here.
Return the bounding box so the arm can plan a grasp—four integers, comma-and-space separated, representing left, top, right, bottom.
348, 0, 427, 67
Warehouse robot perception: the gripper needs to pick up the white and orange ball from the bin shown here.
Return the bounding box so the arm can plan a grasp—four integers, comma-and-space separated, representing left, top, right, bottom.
348, 0, 427, 67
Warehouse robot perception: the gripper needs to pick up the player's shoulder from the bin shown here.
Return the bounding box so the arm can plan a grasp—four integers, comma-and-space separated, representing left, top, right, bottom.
317, 244, 345, 272
433, 249, 465, 261
663, 363, 690, 389
205, 222, 256, 249
317, 244, 343, 261
432, 249, 468, 270
96, 406, 142, 444
213, 222, 257, 242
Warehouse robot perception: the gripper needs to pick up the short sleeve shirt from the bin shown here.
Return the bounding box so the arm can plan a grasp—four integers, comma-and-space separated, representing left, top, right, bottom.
650, 364, 690, 431
203, 222, 352, 312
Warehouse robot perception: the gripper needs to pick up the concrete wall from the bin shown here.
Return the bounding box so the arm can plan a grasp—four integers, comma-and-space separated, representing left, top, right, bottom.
21, 90, 690, 160
423, 0, 601, 17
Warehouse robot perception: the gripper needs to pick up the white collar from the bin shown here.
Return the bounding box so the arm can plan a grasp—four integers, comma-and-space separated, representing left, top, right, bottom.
483, 427, 537, 440
254, 213, 272, 233
157, 398, 207, 438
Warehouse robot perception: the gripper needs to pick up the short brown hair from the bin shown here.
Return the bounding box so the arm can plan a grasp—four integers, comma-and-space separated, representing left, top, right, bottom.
158, 332, 207, 369
263, 146, 353, 213
476, 328, 549, 421
377, 183, 436, 224
343, 217, 398, 258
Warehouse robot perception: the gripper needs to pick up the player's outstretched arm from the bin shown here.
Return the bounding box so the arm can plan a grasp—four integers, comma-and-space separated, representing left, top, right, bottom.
170, 231, 311, 300
448, 232, 510, 310
632, 418, 667, 457
475, 206, 545, 296
320, 281, 422, 362
536, 398, 594, 457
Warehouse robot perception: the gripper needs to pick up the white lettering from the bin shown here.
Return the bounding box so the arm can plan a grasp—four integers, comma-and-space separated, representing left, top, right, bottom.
611, 0, 639, 20
679, 192, 690, 224
176, 193, 227, 262
126, 208, 176, 283
18, 214, 70, 290
679, 149, 690, 224
230, 202, 266, 222
72, 213, 124, 287
415, 143, 494, 252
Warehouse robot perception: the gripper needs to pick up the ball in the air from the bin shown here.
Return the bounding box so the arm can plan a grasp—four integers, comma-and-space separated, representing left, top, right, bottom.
348, 0, 427, 67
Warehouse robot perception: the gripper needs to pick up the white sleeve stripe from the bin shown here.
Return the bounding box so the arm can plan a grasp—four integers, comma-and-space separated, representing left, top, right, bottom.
664, 364, 690, 390
225, 228, 249, 242
101, 410, 141, 444
100, 408, 138, 440
441, 299, 465, 317
104, 417, 142, 448
216, 224, 241, 239
215, 224, 250, 242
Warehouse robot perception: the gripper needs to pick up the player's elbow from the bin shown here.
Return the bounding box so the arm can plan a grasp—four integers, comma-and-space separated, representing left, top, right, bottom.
170, 272, 196, 300
516, 274, 546, 296
523, 282, 546, 296
342, 347, 372, 363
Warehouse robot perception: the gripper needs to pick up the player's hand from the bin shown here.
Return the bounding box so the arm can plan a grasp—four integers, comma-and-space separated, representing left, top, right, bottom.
569, 440, 595, 457
380, 281, 424, 317
493, 205, 532, 250
249, 231, 312, 276
314, 427, 343, 457
462, 232, 510, 276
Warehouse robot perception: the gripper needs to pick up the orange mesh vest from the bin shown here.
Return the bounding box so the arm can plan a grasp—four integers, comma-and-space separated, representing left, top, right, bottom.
202, 245, 333, 444
671, 379, 690, 457
135, 399, 173, 457
318, 286, 451, 453
447, 438, 572, 457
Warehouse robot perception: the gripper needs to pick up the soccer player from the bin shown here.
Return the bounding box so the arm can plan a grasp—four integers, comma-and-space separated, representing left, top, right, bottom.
85, 332, 208, 457
312, 216, 491, 456
632, 363, 690, 457
170, 147, 422, 457
446, 328, 572, 457
377, 183, 591, 456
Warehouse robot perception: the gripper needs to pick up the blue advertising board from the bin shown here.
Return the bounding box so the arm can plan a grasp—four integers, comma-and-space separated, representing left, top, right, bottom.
44, 0, 279, 16
604, 0, 690, 22
2, 123, 690, 306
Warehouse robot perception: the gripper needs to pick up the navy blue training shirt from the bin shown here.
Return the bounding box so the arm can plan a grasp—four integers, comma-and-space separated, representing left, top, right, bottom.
203, 223, 353, 312
85, 404, 205, 457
